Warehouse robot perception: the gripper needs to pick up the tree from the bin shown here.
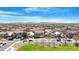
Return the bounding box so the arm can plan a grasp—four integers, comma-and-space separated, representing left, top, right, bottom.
73, 36, 79, 46
62, 34, 68, 46
0, 34, 3, 40
21, 32, 28, 39
11, 32, 16, 38
0, 34, 4, 43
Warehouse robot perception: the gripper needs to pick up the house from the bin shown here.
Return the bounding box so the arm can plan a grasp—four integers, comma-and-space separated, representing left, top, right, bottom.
27, 31, 34, 38
15, 33, 22, 39
49, 33, 56, 38
3, 33, 9, 39
34, 31, 44, 38
53, 31, 62, 41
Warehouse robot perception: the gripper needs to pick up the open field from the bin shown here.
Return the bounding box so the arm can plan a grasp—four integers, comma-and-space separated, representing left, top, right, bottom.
17, 44, 79, 51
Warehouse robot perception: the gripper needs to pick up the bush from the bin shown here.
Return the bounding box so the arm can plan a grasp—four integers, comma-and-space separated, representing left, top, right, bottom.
74, 43, 79, 46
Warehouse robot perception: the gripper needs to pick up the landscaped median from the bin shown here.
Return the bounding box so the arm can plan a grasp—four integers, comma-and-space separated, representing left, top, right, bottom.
17, 44, 79, 51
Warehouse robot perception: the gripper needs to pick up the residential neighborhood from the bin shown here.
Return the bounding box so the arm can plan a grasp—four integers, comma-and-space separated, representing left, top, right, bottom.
0, 23, 79, 51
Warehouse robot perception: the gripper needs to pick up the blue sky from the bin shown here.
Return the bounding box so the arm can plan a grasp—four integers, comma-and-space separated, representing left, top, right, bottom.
0, 7, 79, 23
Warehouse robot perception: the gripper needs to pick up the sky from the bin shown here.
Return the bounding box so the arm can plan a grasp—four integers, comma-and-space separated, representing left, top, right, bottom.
0, 7, 79, 23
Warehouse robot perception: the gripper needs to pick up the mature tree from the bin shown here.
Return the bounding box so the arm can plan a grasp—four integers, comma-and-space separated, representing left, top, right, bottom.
11, 32, 16, 38
73, 36, 79, 46
21, 32, 28, 39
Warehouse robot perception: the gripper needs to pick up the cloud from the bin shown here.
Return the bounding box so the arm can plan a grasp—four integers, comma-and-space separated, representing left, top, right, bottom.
0, 7, 78, 23
0, 14, 43, 23
23, 7, 52, 13
0, 14, 78, 23
42, 19, 79, 23
23, 7, 71, 14
0, 10, 20, 15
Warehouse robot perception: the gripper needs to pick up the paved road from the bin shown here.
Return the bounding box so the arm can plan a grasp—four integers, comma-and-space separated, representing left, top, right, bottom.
0, 39, 17, 51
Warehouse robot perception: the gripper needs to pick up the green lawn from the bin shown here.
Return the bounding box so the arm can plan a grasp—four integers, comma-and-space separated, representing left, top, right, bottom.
17, 44, 79, 51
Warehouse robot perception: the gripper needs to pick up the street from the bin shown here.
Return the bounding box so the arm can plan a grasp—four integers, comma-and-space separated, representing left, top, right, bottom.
0, 39, 17, 51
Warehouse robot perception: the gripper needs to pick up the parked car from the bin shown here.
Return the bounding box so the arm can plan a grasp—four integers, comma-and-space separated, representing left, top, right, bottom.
0, 42, 7, 48
2, 42, 7, 46
7, 36, 14, 40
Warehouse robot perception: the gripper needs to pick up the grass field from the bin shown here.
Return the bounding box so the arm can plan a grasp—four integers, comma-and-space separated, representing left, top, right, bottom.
17, 44, 79, 51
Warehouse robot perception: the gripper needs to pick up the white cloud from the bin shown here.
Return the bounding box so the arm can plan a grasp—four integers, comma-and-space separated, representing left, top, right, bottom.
23, 7, 51, 13
42, 19, 79, 23
0, 14, 43, 23
0, 10, 20, 15
23, 7, 71, 14
0, 14, 78, 23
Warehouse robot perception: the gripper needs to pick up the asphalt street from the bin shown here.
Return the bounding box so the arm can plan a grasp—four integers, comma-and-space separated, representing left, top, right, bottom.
0, 39, 17, 51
